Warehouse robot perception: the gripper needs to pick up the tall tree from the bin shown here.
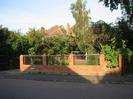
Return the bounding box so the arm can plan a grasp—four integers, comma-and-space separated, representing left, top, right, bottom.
116, 18, 133, 50
99, 0, 133, 27
92, 20, 110, 51
70, 0, 94, 53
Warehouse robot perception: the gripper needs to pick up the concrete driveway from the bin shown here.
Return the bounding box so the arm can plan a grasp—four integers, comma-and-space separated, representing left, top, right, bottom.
0, 79, 133, 99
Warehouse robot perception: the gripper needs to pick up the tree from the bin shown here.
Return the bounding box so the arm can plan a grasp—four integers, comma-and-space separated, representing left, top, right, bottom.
99, 0, 133, 53
99, 0, 133, 27
11, 36, 29, 54
115, 18, 133, 50
0, 27, 11, 70
70, 0, 94, 53
66, 23, 75, 36
0, 27, 26, 69
37, 27, 46, 34
26, 28, 45, 54
92, 20, 115, 51
0, 27, 10, 54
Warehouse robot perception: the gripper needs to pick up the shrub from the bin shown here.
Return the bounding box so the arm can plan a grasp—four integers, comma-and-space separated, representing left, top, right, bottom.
60, 60, 69, 65
101, 45, 119, 68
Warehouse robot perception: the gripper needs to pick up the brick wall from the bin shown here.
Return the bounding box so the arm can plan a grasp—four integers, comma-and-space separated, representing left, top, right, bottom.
20, 54, 123, 76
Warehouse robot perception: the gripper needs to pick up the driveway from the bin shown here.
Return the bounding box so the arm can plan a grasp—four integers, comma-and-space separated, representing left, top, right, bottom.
0, 79, 133, 99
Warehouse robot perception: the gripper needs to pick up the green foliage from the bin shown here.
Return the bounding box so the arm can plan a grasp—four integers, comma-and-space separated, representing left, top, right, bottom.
0, 27, 11, 55
48, 56, 69, 66
60, 60, 69, 65
71, 0, 94, 53
11, 37, 29, 54
26, 28, 44, 54
99, 0, 133, 26
101, 44, 118, 68
0, 27, 23, 69
28, 47, 36, 55
117, 48, 133, 62
101, 44, 119, 68
116, 19, 133, 50
110, 36, 133, 65
101, 36, 133, 69
41, 35, 77, 55
92, 20, 115, 52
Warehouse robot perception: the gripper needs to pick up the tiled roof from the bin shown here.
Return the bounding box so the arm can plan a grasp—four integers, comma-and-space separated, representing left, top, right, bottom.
45, 25, 66, 35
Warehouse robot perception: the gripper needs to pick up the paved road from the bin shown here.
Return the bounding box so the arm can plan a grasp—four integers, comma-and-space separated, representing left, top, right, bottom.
0, 79, 133, 99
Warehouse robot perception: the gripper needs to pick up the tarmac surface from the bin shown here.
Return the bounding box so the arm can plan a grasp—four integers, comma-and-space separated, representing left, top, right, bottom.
0, 79, 133, 99
0, 69, 133, 99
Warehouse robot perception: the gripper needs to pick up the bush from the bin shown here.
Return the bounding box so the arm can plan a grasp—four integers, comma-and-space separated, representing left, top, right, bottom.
101, 45, 119, 68
60, 60, 69, 65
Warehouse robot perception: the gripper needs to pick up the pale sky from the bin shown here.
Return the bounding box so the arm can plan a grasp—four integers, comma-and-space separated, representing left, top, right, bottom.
0, 0, 122, 33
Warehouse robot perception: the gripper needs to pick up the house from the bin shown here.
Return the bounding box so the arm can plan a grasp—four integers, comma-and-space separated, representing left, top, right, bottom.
66, 23, 75, 37
45, 25, 66, 35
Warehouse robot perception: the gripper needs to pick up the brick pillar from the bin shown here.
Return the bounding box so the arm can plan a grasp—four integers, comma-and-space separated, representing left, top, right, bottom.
69, 54, 74, 66
42, 55, 46, 65
99, 54, 105, 66
118, 54, 123, 75
20, 55, 24, 72
99, 54, 107, 75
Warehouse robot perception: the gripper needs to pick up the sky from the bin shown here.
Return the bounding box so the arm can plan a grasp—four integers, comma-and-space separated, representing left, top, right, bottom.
0, 0, 122, 33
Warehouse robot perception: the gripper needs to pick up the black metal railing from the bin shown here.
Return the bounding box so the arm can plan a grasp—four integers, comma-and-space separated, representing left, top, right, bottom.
23, 55, 43, 65
23, 55, 69, 66
47, 55, 69, 66
74, 54, 100, 65
23, 54, 100, 66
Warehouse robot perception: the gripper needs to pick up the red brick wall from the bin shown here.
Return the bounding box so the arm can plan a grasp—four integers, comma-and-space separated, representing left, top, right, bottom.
20, 54, 123, 76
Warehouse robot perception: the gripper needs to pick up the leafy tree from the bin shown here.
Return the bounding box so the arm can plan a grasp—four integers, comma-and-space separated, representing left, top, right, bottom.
41, 34, 78, 55
70, 0, 94, 53
92, 20, 115, 52
37, 27, 46, 34
116, 18, 133, 50
0, 27, 11, 70
26, 28, 45, 54
28, 47, 36, 55
0, 27, 11, 55
43, 35, 68, 55
0, 27, 25, 69
99, 0, 133, 27
66, 23, 75, 36
12, 36, 29, 54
